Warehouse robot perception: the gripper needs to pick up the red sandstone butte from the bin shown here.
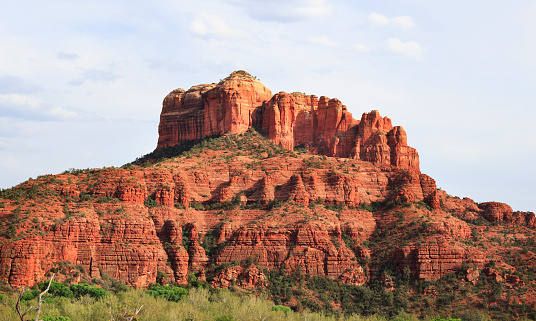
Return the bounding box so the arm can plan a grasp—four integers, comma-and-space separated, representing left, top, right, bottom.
158, 71, 272, 149
157, 71, 420, 173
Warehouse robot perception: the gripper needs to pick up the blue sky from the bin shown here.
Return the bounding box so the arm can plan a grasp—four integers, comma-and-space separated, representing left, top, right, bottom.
1, 0, 535, 211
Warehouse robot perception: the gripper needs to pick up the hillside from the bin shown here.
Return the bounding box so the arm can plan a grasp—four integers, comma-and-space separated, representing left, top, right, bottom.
1, 71, 535, 319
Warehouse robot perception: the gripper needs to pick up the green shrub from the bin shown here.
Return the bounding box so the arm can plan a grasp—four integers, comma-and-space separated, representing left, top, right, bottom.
144, 195, 158, 207
190, 200, 204, 210
272, 305, 292, 314
20, 289, 40, 301
214, 314, 234, 321
145, 285, 188, 302
43, 316, 72, 321
156, 271, 168, 284
70, 283, 108, 299
325, 203, 345, 212
37, 281, 74, 298
201, 223, 225, 256
2, 206, 21, 239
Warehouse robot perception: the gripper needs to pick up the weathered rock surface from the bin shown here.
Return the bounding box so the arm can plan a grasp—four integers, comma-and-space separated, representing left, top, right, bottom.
0, 207, 173, 287
214, 222, 360, 280
439, 193, 536, 227
465, 268, 480, 285
396, 241, 486, 281
211, 265, 268, 289
483, 267, 503, 283
157, 71, 420, 173
338, 266, 367, 286
0, 146, 475, 288
158, 71, 272, 149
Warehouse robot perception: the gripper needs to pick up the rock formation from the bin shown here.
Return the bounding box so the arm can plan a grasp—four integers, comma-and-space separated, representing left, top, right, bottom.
0, 140, 446, 288
0, 70, 535, 317
158, 71, 272, 149
157, 71, 420, 173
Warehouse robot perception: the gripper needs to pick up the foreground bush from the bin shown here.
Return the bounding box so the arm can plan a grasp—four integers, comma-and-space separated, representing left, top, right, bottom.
0, 286, 452, 321
20, 281, 109, 302
145, 285, 188, 302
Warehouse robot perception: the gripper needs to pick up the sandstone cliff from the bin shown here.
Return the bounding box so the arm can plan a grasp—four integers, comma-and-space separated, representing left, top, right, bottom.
158, 71, 272, 149
158, 71, 419, 173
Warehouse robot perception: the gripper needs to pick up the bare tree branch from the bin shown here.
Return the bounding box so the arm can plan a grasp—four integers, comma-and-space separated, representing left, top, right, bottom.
34, 273, 54, 321
15, 281, 37, 321
126, 301, 143, 321
14, 274, 55, 321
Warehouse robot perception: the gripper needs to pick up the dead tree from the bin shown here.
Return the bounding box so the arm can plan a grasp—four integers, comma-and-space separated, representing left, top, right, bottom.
109, 300, 143, 321
15, 273, 55, 321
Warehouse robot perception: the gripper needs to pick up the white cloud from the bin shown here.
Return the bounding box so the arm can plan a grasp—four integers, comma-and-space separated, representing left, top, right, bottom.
392, 16, 416, 31
295, 0, 332, 18
386, 38, 424, 60
190, 13, 249, 38
368, 13, 416, 31
225, 0, 331, 22
0, 94, 42, 108
48, 107, 81, 120
0, 94, 83, 121
355, 43, 371, 53
310, 36, 337, 46
368, 12, 390, 26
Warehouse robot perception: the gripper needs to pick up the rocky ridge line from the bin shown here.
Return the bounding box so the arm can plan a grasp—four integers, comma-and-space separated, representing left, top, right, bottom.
157, 70, 419, 173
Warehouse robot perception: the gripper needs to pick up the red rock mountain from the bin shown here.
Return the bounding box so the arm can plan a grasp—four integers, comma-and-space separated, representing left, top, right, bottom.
158, 70, 419, 173
0, 71, 535, 314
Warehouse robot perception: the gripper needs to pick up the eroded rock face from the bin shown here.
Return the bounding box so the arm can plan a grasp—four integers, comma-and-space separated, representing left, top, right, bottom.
0, 151, 444, 288
420, 174, 441, 210
395, 241, 486, 281
0, 210, 174, 288
339, 267, 367, 286
465, 268, 480, 285
262, 93, 297, 150
214, 222, 361, 281
158, 71, 272, 149
479, 202, 513, 222
483, 267, 503, 283
157, 71, 420, 173
444, 198, 536, 227
211, 265, 268, 289
9, 134, 532, 289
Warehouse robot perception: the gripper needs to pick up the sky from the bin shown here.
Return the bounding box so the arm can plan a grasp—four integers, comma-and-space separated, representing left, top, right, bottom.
0, 0, 535, 212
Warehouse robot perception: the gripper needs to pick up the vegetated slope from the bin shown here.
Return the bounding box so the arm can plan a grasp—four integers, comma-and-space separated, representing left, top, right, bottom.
1, 130, 535, 319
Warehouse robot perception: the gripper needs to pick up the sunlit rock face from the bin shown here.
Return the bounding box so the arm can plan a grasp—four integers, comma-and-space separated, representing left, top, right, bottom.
157, 71, 420, 173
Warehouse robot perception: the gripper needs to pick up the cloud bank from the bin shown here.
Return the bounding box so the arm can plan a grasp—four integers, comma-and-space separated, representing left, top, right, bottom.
386, 38, 424, 60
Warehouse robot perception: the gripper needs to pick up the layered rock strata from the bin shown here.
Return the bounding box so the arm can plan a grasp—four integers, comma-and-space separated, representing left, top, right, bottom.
0, 149, 441, 288
157, 71, 420, 173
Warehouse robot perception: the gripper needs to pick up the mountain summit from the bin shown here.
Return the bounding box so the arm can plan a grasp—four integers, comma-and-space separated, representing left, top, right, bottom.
158, 70, 419, 173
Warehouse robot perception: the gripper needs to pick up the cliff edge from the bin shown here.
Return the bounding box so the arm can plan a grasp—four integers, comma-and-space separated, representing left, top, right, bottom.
157, 71, 419, 173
